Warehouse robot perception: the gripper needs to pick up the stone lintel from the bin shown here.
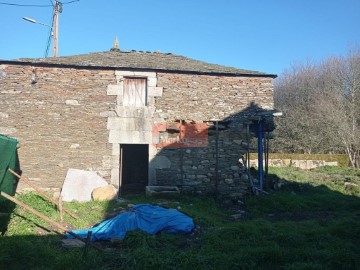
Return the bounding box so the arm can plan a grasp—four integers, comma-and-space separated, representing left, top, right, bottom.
115, 70, 156, 78
109, 130, 152, 144
107, 117, 152, 131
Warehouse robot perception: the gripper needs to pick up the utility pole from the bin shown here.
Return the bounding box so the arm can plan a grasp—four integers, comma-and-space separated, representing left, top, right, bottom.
23, 0, 75, 58
52, 1, 62, 57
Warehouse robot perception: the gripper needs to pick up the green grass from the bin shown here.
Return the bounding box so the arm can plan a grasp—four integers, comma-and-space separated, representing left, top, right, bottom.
1, 166, 360, 269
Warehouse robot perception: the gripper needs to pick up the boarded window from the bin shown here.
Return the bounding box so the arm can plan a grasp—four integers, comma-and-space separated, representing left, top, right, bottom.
123, 78, 147, 106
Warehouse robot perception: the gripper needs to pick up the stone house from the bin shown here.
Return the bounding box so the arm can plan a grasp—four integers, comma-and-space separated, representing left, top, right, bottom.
0, 48, 276, 198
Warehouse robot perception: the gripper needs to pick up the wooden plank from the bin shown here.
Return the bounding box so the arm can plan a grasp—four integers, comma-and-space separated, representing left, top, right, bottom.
8, 168, 79, 219
123, 78, 147, 106
0, 191, 103, 252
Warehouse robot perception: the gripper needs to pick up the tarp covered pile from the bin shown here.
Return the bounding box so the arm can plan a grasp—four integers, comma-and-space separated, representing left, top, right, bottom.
67, 204, 195, 241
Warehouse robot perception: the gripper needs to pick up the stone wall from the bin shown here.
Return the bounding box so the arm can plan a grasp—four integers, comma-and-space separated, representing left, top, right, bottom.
155, 73, 274, 121
250, 159, 338, 170
152, 130, 250, 197
105, 70, 163, 186
0, 63, 274, 198
0, 64, 116, 189
151, 72, 274, 197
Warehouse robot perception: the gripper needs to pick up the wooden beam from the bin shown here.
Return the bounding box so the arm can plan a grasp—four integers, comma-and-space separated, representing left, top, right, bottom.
8, 168, 79, 219
0, 191, 102, 252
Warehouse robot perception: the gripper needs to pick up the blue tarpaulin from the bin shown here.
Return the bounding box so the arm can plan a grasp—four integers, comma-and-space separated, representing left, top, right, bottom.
66, 204, 195, 241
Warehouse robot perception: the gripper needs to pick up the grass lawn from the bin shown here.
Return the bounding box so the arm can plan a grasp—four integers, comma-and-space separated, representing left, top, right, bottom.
0, 166, 359, 270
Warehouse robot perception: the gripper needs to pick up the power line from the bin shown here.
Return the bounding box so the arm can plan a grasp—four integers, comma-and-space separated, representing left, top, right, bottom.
0, 0, 80, 7
62, 0, 80, 4
0, 2, 52, 7
20, 0, 80, 57
44, 5, 56, 57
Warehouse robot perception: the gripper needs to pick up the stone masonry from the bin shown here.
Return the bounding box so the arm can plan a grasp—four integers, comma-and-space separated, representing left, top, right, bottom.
0, 51, 275, 198
152, 73, 274, 197
0, 64, 116, 189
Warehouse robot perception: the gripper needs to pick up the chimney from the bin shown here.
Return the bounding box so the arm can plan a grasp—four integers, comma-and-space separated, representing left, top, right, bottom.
110, 37, 120, 52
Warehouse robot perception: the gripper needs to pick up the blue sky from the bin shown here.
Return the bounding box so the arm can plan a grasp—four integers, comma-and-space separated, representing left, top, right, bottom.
0, 0, 359, 75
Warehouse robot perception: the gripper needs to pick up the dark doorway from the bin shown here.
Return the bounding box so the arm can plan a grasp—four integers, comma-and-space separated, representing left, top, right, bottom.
119, 144, 149, 194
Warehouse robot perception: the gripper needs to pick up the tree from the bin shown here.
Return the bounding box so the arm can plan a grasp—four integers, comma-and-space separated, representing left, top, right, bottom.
317, 49, 360, 167
273, 47, 360, 167
273, 62, 338, 154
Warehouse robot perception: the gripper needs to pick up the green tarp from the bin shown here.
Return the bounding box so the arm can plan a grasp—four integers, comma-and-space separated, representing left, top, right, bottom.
0, 135, 20, 202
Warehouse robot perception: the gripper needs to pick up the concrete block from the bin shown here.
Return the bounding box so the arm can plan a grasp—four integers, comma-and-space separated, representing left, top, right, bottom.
107, 84, 122, 95
111, 168, 119, 186
60, 168, 108, 202
111, 155, 120, 168
107, 117, 152, 131
112, 144, 120, 155
147, 77, 157, 87
150, 155, 171, 169
114, 106, 153, 118
148, 87, 163, 97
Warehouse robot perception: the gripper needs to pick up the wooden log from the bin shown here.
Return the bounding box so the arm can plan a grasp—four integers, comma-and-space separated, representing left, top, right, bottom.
83, 231, 93, 258
59, 195, 64, 222
8, 168, 79, 219
0, 191, 102, 252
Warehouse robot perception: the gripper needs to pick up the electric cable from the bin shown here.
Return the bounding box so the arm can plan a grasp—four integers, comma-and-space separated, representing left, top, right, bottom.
0, 0, 80, 7
62, 0, 80, 4
44, 8, 55, 57
0, 2, 52, 7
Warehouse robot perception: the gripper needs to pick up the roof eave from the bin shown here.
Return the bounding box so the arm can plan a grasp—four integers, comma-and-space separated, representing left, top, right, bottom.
0, 60, 277, 78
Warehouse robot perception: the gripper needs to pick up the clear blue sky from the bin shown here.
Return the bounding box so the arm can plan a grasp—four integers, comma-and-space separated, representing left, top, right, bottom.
0, 0, 359, 75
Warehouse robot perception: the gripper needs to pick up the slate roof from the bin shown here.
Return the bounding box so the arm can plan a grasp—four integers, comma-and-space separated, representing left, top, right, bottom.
1, 50, 276, 78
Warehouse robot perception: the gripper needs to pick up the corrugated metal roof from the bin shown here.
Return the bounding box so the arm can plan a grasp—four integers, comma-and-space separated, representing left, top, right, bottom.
1, 50, 277, 77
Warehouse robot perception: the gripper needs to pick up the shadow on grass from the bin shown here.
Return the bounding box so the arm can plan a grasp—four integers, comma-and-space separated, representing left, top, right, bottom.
247, 169, 360, 220
0, 201, 16, 236
1, 168, 360, 269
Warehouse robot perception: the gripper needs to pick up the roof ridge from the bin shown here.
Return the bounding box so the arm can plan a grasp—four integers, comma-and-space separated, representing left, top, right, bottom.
2, 50, 277, 78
